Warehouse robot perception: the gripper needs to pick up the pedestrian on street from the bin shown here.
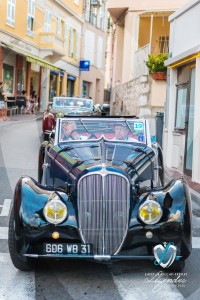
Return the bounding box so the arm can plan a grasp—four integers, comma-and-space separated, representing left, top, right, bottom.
21, 90, 30, 113
0, 81, 8, 121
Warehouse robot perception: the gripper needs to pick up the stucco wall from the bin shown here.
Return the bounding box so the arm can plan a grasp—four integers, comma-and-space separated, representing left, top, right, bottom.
111, 75, 164, 136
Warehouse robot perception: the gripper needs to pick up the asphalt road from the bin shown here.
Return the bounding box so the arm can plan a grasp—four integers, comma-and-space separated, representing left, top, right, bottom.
0, 118, 200, 300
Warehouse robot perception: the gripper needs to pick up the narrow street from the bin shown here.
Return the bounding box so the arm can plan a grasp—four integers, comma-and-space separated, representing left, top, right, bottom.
0, 116, 200, 299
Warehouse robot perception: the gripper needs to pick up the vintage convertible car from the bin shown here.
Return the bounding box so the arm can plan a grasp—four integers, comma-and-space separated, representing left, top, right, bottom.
8, 117, 192, 271
42, 96, 94, 140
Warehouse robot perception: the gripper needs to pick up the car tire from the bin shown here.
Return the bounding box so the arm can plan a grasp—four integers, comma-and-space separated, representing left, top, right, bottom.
166, 260, 185, 272
8, 208, 34, 271
38, 145, 45, 183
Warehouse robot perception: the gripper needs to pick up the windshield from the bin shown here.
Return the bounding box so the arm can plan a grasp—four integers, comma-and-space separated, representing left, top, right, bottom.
52, 97, 93, 110
58, 118, 146, 144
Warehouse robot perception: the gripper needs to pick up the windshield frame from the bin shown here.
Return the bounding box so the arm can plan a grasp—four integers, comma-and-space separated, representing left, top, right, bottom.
55, 118, 148, 146
52, 97, 93, 110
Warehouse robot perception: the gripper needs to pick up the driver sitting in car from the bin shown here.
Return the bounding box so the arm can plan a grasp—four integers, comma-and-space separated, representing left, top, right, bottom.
61, 121, 88, 141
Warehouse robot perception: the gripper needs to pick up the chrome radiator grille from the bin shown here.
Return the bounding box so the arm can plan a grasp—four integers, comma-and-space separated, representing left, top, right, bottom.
78, 173, 130, 255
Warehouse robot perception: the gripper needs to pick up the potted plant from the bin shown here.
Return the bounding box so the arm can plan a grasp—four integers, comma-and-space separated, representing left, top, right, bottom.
146, 53, 168, 80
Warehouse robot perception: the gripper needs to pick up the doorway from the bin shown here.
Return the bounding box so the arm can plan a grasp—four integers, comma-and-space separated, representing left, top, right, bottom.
82, 81, 90, 97
184, 68, 195, 176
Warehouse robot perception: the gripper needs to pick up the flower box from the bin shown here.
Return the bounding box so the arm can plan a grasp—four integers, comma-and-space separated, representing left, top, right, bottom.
151, 72, 167, 80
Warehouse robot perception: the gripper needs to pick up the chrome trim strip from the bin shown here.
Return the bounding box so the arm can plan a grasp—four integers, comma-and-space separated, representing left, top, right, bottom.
94, 255, 111, 261
23, 254, 39, 258
23, 253, 165, 260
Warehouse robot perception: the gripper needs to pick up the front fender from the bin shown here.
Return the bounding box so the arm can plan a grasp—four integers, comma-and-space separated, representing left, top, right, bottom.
13, 176, 77, 230
128, 178, 192, 259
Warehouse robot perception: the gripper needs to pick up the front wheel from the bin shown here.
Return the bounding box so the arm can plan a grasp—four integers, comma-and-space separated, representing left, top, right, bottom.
8, 208, 34, 271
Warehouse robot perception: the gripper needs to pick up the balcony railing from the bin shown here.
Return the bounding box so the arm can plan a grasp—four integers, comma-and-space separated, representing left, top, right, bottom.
133, 43, 150, 78
39, 32, 66, 56
85, 9, 104, 31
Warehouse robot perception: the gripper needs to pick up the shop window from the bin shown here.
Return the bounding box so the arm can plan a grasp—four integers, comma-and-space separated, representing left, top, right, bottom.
175, 85, 188, 129
16, 70, 24, 95
67, 79, 75, 97
50, 73, 57, 100
7, 0, 16, 27
82, 81, 90, 97
3, 63, 14, 94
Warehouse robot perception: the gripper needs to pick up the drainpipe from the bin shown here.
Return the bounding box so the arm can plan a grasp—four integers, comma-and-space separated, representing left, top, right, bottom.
149, 13, 153, 54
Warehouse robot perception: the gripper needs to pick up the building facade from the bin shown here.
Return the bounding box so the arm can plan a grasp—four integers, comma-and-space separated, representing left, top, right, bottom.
164, 0, 200, 183
0, 0, 82, 110
80, 0, 107, 103
106, 0, 189, 136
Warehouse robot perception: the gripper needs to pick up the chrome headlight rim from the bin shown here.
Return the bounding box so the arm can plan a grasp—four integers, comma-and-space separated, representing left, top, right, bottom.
138, 198, 163, 225
56, 112, 64, 119
43, 193, 67, 225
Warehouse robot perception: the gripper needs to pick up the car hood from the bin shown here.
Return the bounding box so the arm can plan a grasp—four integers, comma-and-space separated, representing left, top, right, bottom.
48, 139, 155, 182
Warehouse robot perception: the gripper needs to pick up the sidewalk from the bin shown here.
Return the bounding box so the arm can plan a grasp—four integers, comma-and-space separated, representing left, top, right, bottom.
165, 166, 200, 195
0, 111, 43, 126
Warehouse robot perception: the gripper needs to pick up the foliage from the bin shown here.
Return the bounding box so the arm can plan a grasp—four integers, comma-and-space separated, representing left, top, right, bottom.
146, 53, 168, 74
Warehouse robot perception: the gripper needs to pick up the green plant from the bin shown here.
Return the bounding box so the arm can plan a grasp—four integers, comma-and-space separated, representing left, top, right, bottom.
146, 53, 168, 74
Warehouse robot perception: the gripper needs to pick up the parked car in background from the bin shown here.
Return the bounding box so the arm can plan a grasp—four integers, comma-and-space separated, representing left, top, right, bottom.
42, 97, 94, 140
8, 116, 192, 272
101, 103, 110, 116
93, 103, 102, 115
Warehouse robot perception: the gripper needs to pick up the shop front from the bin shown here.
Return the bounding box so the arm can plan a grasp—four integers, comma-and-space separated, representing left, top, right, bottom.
3, 63, 14, 94
164, 0, 200, 183
67, 74, 76, 97
49, 70, 65, 99
82, 80, 90, 97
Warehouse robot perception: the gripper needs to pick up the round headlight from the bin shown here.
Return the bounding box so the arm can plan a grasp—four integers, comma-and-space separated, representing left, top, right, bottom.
56, 112, 64, 119
43, 193, 67, 224
138, 199, 163, 225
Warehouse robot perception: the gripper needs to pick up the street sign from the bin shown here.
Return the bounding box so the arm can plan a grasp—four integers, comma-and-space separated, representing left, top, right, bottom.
79, 60, 90, 71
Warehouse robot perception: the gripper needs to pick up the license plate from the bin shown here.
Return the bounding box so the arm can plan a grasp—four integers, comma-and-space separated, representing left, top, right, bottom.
44, 243, 93, 255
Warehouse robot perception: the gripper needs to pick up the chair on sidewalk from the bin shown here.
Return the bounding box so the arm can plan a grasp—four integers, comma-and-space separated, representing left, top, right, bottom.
16, 97, 26, 114
7, 97, 18, 115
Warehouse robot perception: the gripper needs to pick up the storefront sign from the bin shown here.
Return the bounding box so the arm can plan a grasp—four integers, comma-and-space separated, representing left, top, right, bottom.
10, 38, 32, 52
67, 74, 76, 81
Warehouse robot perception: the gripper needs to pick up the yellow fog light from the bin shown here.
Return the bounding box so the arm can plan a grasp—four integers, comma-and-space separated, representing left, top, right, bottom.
43, 193, 67, 224
139, 199, 163, 225
52, 231, 60, 239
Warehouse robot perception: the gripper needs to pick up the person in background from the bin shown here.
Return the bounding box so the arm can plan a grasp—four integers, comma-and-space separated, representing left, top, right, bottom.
0, 81, 8, 121
34, 94, 39, 112
29, 91, 36, 114
21, 90, 30, 113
